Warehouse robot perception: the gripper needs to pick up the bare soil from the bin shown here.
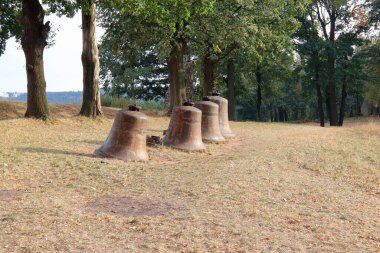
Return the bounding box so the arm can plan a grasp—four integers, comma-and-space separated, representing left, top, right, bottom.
0, 101, 379, 252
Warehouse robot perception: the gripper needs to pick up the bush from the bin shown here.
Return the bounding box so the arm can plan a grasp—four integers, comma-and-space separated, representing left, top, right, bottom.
101, 95, 164, 111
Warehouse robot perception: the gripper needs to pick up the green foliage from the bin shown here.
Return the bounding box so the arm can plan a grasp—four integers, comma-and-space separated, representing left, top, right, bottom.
0, 1, 21, 55
101, 95, 164, 111
100, 47, 169, 101
358, 39, 380, 105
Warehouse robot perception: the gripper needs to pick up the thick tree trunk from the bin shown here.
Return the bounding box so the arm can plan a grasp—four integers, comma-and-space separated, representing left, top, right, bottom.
339, 72, 347, 126
168, 38, 187, 113
227, 59, 236, 121
255, 68, 262, 121
80, 1, 103, 117
313, 56, 325, 127
184, 59, 195, 102
21, 0, 50, 120
202, 55, 215, 96
168, 56, 177, 113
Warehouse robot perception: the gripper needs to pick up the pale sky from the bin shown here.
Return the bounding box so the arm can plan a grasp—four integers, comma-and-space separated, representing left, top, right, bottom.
0, 13, 103, 93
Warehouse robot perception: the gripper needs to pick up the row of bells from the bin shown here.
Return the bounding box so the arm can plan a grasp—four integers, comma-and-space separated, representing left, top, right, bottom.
94, 96, 235, 162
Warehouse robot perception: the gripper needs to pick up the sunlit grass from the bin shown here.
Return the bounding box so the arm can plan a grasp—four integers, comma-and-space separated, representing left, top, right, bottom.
0, 101, 379, 252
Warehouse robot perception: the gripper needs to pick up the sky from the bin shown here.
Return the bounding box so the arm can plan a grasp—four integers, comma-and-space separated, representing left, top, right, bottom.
0, 14, 103, 93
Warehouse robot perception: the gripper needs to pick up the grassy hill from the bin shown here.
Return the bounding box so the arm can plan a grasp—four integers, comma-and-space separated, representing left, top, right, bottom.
0, 101, 379, 252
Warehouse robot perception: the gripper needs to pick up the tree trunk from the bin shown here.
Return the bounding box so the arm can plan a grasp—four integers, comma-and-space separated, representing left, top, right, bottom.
21, 0, 50, 120
356, 94, 361, 116
313, 55, 325, 127
80, 0, 103, 117
270, 104, 274, 122
326, 95, 331, 122
279, 107, 284, 122
274, 108, 278, 122
202, 55, 215, 96
168, 37, 187, 113
327, 15, 338, 126
227, 59, 236, 121
283, 107, 288, 122
255, 67, 262, 121
339, 71, 347, 126
168, 55, 177, 113
184, 58, 195, 102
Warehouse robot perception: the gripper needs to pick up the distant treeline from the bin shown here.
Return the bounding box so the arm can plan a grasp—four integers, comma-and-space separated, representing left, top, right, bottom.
0, 91, 83, 104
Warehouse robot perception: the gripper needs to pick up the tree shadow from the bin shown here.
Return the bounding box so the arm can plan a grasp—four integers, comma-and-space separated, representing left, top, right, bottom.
78, 140, 104, 145
18, 147, 94, 158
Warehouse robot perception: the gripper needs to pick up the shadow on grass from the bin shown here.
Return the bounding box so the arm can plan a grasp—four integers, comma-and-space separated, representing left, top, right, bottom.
79, 140, 104, 145
18, 147, 94, 158
147, 129, 165, 134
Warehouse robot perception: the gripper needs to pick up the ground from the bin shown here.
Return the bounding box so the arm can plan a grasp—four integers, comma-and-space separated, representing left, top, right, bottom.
0, 101, 379, 253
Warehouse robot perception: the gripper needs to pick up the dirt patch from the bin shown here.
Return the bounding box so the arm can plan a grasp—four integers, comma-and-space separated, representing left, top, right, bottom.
86, 196, 174, 217
0, 190, 22, 202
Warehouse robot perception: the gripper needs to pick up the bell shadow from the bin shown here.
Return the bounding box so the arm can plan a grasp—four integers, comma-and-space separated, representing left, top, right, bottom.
18, 147, 94, 158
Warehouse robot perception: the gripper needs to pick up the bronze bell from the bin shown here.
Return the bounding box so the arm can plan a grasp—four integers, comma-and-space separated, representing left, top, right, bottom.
94, 106, 149, 162
208, 95, 235, 138
162, 103, 205, 151
195, 98, 225, 143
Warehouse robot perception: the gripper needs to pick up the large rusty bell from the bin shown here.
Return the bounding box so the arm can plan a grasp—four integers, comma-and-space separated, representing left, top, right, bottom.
162, 102, 205, 151
208, 93, 235, 138
94, 105, 149, 162
195, 97, 225, 143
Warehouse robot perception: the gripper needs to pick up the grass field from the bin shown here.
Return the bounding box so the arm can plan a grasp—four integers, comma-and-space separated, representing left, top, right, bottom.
0, 101, 379, 252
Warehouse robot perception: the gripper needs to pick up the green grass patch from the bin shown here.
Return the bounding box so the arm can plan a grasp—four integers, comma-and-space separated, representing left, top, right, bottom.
101, 95, 164, 111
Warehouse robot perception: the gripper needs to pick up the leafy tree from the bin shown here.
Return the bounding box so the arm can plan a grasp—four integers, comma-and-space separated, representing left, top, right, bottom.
49, 0, 104, 117
98, 0, 215, 112
359, 39, 380, 111
294, 12, 327, 126
100, 46, 168, 101
308, 0, 372, 126
0, 0, 107, 119
79, 0, 103, 117
0, 1, 20, 56
190, 0, 309, 122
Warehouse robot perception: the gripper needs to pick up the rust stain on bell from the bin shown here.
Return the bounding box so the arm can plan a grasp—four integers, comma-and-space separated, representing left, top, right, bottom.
195, 100, 225, 143
163, 104, 205, 151
94, 107, 149, 162
209, 95, 235, 138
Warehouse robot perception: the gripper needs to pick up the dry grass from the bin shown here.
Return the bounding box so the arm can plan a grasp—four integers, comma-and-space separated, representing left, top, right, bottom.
0, 101, 379, 252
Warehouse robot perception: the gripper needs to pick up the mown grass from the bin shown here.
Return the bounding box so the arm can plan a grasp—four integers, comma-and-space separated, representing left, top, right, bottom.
0, 102, 379, 252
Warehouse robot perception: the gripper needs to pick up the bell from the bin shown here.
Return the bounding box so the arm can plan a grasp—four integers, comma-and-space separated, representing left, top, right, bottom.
162, 103, 205, 151
94, 105, 149, 162
208, 94, 235, 138
195, 98, 225, 143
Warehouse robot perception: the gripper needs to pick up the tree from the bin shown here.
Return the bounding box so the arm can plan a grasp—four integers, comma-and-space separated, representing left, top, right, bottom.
79, 0, 102, 117
295, 13, 327, 126
0, 1, 20, 56
310, 0, 372, 126
1, 0, 106, 119
50, 0, 103, 117
19, 0, 51, 119
359, 39, 380, 112
98, 0, 215, 113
